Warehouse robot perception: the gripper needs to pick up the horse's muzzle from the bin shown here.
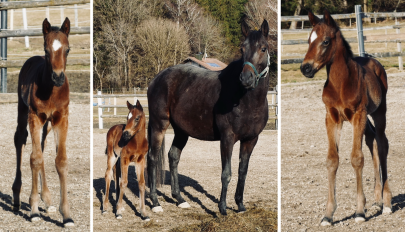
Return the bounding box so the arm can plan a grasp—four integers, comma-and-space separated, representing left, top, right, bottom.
118, 131, 132, 148
52, 71, 65, 87
239, 72, 255, 89
300, 63, 317, 78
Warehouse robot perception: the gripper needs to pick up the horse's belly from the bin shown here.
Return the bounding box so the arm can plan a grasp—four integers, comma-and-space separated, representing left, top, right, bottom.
170, 111, 219, 141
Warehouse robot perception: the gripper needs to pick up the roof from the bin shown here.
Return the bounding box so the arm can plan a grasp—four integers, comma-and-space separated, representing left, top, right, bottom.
183, 57, 227, 71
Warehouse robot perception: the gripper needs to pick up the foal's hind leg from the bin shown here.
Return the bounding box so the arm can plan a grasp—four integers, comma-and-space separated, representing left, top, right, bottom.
168, 129, 189, 208
321, 110, 342, 226
372, 109, 392, 214
135, 156, 150, 221
364, 119, 383, 211
39, 121, 56, 213
103, 145, 118, 214
235, 136, 258, 213
116, 155, 130, 219
12, 100, 29, 211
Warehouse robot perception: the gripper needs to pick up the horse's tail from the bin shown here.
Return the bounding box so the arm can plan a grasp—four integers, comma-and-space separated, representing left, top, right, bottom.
147, 122, 165, 188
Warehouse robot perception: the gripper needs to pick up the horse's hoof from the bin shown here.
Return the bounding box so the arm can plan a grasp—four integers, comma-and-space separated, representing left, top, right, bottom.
47, 206, 57, 213
219, 209, 227, 216
63, 218, 75, 227
371, 203, 382, 211
152, 206, 163, 213
31, 213, 41, 222
141, 216, 150, 222
116, 214, 123, 219
237, 204, 247, 213
383, 207, 392, 214
354, 213, 366, 223
102, 210, 108, 215
178, 202, 190, 209
12, 204, 20, 212
320, 217, 332, 226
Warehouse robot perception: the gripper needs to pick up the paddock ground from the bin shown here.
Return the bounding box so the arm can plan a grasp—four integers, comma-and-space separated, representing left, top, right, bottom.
92, 128, 277, 231
281, 73, 405, 231
0, 93, 90, 231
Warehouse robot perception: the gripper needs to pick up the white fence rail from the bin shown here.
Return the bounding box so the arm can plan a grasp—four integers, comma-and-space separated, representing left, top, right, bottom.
94, 89, 278, 130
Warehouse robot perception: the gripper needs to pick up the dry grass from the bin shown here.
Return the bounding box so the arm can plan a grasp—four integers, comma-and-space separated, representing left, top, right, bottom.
170, 207, 277, 232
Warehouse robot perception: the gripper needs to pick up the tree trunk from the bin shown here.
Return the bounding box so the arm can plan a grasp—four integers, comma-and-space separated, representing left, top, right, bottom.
289, 0, 302, 30
364, 0, 371, 23
343, 0, 347, 13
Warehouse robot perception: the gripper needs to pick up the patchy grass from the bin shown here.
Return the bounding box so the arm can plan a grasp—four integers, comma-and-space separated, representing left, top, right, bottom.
170, 207, 277, 232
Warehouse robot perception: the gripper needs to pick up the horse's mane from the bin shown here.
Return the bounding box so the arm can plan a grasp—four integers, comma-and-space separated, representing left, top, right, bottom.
50, 26, 61, 32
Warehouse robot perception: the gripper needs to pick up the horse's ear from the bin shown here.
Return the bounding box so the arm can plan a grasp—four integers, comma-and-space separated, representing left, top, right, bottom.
308, 11, 320, 27
43, 18, 51, 37
241, 20, 250, 37
135, 100, 143, 111
60, 17, 70, 36
126, 101, 133, 110
324, 9, 337, 28
260, 20, 269, 38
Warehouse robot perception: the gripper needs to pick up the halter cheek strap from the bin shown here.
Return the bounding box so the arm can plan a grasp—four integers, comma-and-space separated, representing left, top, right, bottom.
243, 51, 270, 88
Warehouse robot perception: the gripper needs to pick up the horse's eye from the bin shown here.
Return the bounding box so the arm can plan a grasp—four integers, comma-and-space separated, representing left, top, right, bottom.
261, 47, 266, 52
323, 40, 330, 46
135, 116, 140, 122
66, 48, 70, 54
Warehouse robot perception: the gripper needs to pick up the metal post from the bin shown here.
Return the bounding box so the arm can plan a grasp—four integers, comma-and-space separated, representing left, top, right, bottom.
9, 9, 13, 41
60, 6, 64, 24
46, 6, 50, 20
22, 8, 29, 48
114, 97, 117, 115
74, 4, 78, 27
275, 85, 278, 130
355, 5, 365, 57
396, 21, 403, 71
1, 0, 8, 93
98, 91, 103, 129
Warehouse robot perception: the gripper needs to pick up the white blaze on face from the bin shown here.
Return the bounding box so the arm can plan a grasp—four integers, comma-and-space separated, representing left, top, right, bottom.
52, 39, 62, 51
128, 112, 132, 119
310, 31, 318, 44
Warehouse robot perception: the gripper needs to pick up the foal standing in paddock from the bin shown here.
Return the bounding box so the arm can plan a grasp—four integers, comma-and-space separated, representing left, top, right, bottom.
147, 20, 271, 215
301, 10, 391, 226
12, 18, 74, 227
103, 101, 149, 221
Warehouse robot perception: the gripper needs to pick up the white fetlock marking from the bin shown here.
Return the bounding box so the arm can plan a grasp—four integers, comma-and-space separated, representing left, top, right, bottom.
47, 206, 57, 213
116, 215, 122, 220
178, 202, 191, 209
383, 207, 392, 214
152, 206, 163, 213
31, 216, 41, 222
320, 221, 331, 226
355, 217, 366, 223
143, 218, 151, 222
64, 222, 75, 227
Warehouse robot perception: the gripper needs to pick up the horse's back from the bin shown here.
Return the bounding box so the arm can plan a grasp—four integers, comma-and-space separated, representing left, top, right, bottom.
18, 56, 45, 106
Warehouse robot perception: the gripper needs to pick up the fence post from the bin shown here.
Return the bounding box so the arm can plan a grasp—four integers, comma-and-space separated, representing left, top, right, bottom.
355, 5, 365, 57
74, 4, 78, 27
275, 85, 278, 130
1, 0, 7, 93
46, 6, 50, 20
98, 90, 103, 129
395, 20, 403, 71
9, 9, 13, 41
114, 97, 117, 115
22, 8, 29, 48
60, 6, 64, 24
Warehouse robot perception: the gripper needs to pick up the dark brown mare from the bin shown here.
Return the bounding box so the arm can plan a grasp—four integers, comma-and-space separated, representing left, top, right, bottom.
12, 18, 74, 227
301, 10, 391, 226
147, 20, 270, 215
103, 101, 149, 221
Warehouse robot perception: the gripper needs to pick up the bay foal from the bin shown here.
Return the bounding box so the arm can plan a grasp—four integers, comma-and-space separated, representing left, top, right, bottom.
301, 10, 391, 226
103, 101, 149, 221
13, 18, 74, 227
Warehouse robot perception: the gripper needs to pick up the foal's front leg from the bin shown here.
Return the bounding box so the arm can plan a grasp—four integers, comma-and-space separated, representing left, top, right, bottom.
234, 136, 258, 212
350, 110, 367, 223
52, 112, 74, 227
116, 155, 130, 219
321, 109, 342, 226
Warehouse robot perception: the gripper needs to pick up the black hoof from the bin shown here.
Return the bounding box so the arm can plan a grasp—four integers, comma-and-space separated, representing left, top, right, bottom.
320, 217, 333, 226
237, 203, 246, 212
12, 204, 20, 212
219, 207, 227, 216
31, 213, 41, 222
63, 218, 75, 227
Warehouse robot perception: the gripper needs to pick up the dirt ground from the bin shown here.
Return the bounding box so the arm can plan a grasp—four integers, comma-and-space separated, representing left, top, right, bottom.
281, 73, 405, 231
0, 94, 90, 231
92, 129, 277, 231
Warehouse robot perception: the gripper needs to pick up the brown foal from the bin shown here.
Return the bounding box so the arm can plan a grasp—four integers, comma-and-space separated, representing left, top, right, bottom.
103, 101, 149, 221
13, 18, 74, 227
301, 10, 391, 226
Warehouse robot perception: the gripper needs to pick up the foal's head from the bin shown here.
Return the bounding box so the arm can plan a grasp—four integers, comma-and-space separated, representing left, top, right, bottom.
119, 100, 145, 147
42, 18, 70, 87
239, 20, 270, 89
301, 10, 352, 78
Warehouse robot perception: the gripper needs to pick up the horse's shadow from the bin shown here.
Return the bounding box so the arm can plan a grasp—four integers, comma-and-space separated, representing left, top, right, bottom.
93, 166, 222, 217
332, 193, 405, 225
0, 190, 64, 227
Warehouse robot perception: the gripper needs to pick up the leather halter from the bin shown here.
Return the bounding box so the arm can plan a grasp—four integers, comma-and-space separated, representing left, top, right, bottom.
242, 51, 270, 88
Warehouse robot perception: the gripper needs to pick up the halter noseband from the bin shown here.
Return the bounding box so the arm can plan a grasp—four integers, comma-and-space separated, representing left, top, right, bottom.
242, 51, 270, 88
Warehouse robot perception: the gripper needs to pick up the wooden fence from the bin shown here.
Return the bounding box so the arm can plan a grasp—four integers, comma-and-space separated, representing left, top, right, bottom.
94, 90, 279, 130
0, 0, 90, 93
281, 10, 405, 67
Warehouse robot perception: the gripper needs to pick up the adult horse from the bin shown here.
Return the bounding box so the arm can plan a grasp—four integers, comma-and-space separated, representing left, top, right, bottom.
301, 10, 391, 226
12, 18, 74, 227
103, 101, 149, 221
147, 20, 271, 215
